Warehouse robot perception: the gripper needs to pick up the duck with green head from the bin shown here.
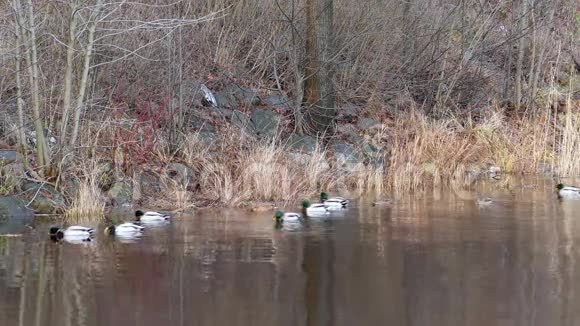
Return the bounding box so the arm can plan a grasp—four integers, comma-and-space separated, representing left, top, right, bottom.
320, 192, 348, 210
274, 210, 301, 224
556, 183, 580, 198
302, 200, 329, 217
104, 222, 144, 238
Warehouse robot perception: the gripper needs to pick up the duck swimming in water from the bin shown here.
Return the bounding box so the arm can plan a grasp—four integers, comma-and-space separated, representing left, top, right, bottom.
49, 226, 94, 242
320, 192, 348, 209
135, 210, 170, 223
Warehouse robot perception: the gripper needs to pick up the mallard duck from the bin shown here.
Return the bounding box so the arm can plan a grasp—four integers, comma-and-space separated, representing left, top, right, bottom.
104, 222, 144, 236
372, 199, 392, 206
302, 200, 329, 217
274, 210, 301, 224
320, 192, 348, 209
556, 183, 580, 198
135, 210, 170, 223
477, 197, 493, 207
49, 226, 94, 242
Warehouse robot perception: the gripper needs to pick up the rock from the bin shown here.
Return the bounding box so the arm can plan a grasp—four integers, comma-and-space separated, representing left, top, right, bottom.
106, 182, 133, 207
0, 150, 23, 165
0, 196, 34, 235
212, 107, 234, 118
263, 94, 291, 108
21, 181, 66, 214
187, 116, 216, 133
230, 110, 251, 130
288, 134, 318, 153
357, 117, 381, 130
216, 85, 260, 108
198, 131, 218, 145
139, 171, 162, 198
250, 109, 283, 138
288, 152, 330, 170
332, 142, 362, 171
166, 163, 195, 185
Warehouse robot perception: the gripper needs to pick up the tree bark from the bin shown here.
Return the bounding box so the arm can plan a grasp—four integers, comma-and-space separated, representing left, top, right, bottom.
17, 0, 50, 175
60, 3, 78, 140
304, 0, 335, 136
514, 0, 529, 111
70, 0, 102, 146
12, 1, 27, 167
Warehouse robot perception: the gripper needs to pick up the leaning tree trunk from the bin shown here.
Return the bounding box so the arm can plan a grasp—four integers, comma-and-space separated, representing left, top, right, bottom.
304, 0, 335, 137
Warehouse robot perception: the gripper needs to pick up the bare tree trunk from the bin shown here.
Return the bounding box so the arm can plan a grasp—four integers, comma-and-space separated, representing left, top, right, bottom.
17, 0, 50, 175
514, 0, 529, 111
304, 0, 335, 136
70, 0, 102, 146
12, 3, 27, 167
60, 3, 78, 140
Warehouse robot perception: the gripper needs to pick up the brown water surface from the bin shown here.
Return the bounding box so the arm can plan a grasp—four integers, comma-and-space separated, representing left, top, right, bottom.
1, 181, 580, 326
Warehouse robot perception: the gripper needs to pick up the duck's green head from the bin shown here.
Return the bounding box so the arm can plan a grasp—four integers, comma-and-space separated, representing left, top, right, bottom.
104, 225, 115, 235
320, 192, 329, 201
302, 200, 312, 208
274, 211, 284, 222
49, 227, 63, 241
556, 183, 565, 190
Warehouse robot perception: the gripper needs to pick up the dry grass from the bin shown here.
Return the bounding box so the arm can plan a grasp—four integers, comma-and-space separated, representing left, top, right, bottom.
64, 179, 105, 223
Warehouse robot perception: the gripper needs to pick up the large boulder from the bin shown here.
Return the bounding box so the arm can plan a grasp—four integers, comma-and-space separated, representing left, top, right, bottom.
288, 134, 318, 153
332, 142, 363, 172
106, 181, 133, 207
21, 181, 67, 214
216, 85, 260, 108
0, 196, 34, 235
262, 93, 292, 109
250, 109, 283, 138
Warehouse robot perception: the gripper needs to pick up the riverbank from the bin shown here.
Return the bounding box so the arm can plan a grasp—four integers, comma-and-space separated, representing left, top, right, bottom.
1, 96, 578, 221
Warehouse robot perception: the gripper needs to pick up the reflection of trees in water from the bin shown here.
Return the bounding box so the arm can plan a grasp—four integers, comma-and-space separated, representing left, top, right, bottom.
303, 232, 335, 326
1, 192, 580, 326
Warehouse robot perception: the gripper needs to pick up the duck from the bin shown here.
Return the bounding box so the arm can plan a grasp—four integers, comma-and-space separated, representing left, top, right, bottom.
556, 183, 580, 198
49, 226, 94, 242
104, 222, 144, 237
477, 197, 493, 207
372, 199, 392, 206
320, 192, 348, 209
135, 210, 170, 223
274, 210, 302, 224
302, 200, 329, 217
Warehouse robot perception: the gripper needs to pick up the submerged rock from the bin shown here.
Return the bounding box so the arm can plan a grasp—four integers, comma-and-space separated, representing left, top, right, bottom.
0, 196, 34, 235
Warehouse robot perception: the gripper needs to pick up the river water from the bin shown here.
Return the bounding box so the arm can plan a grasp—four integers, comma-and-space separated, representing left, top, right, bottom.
1, 179, 580, 326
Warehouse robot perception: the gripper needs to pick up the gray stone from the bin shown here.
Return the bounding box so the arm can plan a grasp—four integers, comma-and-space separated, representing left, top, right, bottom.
167, 163, 195, 184
263, 94, 291, 108
106, 182, 133, 207
216, 85, 260, 108
21, 181, 67, 214
230, 110, 251, 130
250, 109, 283, 138
333, 142, 362, 165
213, 107, 234, 118
187, 117, 216, 133
198, 131, 218, 145
0, 196, 34, 235
288, 152, 330, 170
288, 134, 318, 153
0, 150, 23, 165
357, 117, 380, 130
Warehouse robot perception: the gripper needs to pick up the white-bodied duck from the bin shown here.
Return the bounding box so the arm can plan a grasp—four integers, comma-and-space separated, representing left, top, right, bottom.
49, 226, 94, 242
274, 210, 301, 224
302, 200, 329, 217
556, 183, 580, 198
320, 192, 348, 210
135, 210, 171, 223
104, 222, 144, 237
